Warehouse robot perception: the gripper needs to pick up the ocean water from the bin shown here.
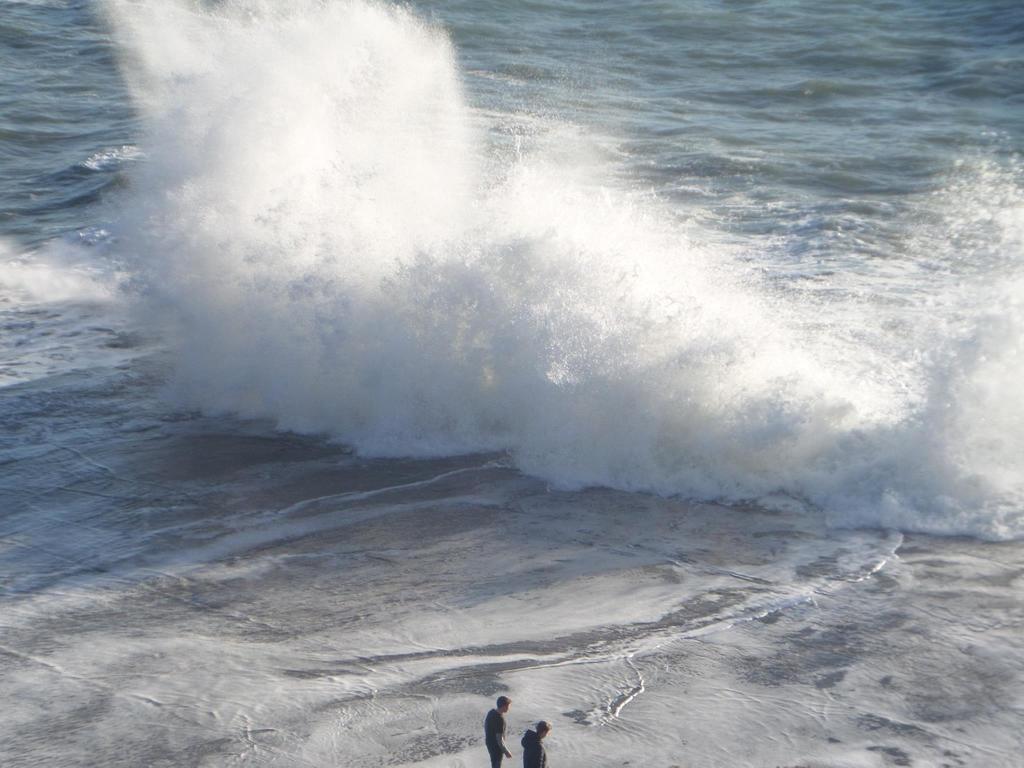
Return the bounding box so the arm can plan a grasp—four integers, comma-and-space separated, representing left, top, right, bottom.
1, 1, 1023, 766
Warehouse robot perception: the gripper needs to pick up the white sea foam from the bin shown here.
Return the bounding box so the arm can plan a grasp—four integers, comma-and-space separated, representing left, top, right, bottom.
104, 0, 1024, 539
0, 239, 115, 304
82, 144, 143, 172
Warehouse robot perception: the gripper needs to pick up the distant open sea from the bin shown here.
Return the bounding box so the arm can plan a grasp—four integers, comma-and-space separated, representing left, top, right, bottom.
2, 2, 1023, 766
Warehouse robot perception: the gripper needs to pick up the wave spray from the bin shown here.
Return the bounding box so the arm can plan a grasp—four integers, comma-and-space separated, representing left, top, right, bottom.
105, 0, 1023, 539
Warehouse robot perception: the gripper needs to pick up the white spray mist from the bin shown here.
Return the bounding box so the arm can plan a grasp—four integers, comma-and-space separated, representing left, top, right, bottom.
105, 0, 1023, 539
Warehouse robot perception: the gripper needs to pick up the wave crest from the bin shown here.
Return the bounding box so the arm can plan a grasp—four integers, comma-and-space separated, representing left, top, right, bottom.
106, 0, 1024, 539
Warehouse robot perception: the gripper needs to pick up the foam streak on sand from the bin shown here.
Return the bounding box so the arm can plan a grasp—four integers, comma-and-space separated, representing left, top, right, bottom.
605, 657, 644, 719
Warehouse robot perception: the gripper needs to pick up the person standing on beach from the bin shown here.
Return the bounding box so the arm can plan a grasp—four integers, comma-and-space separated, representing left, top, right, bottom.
520, 721, 550, 768
484, 696, 513, 767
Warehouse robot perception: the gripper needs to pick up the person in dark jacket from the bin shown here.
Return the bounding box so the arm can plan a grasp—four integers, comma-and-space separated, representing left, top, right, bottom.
520, 721, 550, 768
484, 696, 513, 768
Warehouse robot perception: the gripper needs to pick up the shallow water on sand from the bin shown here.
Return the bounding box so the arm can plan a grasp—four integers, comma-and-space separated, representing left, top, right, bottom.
2, 345, 1022, 767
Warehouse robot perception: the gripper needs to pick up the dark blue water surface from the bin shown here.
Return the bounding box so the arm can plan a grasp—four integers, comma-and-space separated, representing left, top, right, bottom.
1, 1, 133, 245
2, 0, 1022, 252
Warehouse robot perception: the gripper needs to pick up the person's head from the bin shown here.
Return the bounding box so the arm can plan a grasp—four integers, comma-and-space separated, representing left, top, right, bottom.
536, 721, 551, 740
496, 696, 511, 713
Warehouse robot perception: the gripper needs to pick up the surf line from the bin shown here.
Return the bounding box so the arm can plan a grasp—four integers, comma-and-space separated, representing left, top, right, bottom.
273, 458, 510, 518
